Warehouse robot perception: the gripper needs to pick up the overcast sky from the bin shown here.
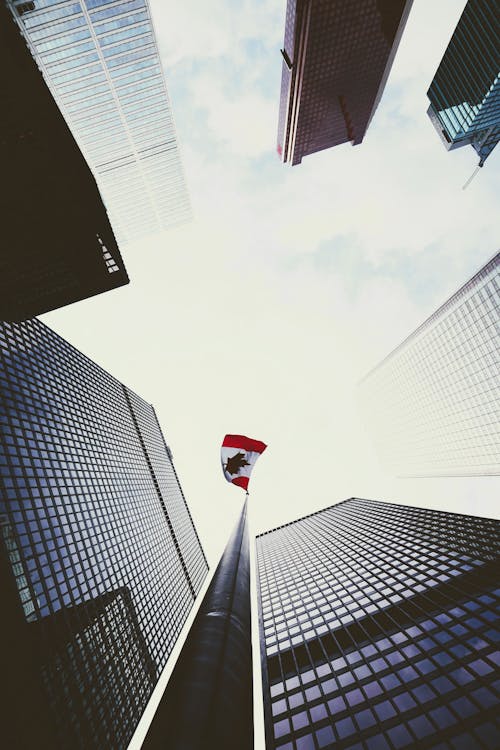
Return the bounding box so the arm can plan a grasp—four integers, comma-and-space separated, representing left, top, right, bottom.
43, 0, 499, 574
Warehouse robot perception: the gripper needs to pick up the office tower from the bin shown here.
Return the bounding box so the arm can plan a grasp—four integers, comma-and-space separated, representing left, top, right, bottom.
0, 318, 208, 749
256, 498, 500, 750
358, 251, 500, 478
427, 0, 499, 167
7, 0, 191, 244
276, 0, 413, 165
1, 4, 128, 322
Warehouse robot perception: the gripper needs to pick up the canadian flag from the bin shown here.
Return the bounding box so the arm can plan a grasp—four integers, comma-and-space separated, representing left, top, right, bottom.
221, 434, 267, 492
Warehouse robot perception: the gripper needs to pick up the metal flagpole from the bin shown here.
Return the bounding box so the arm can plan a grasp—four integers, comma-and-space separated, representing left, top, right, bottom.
143, 494, 253, 750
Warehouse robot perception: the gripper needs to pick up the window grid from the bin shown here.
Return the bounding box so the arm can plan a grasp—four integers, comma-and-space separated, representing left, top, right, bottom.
257, 499, 500, 750
359, 252, 500, 477
7, 0, 191, 243
0, 318, 209, 748
427, 0, 499, 164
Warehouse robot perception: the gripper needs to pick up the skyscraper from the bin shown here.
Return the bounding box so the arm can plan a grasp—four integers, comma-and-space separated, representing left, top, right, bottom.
0, 317, 208, 748
7, 0, 191, 244
256, 498, 500, 750
427, 0, 499, 167
276, 0, 413, 165
358, 251, 500, 477
1, 4, 129, 321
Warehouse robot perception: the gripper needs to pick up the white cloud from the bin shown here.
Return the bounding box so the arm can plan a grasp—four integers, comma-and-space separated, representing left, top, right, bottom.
150, 0, 284, 67
187, 73, 277, 158
44, 0, 500, 580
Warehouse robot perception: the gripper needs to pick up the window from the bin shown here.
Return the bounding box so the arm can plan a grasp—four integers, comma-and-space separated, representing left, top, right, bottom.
316, 726, 335, 748
328, 695, 346, 714
354, 708, 376, 730
409, 715, 434, 738
289, 692, 304, 709
345, 688, 364, 707
305, 685, 321, 701
374, 700, 396, 721
292, 711, 309, 731
387, 725, 413, 748
310, 704, 327, 722
296, 735, 315, 750
429, 706, 456, 729
273, 718, 290, 739
365, 735, 390, 750
272, 699, 287, 716
17, 2, 35, 15
364, 681, 383, 699
450, 696, 477, 718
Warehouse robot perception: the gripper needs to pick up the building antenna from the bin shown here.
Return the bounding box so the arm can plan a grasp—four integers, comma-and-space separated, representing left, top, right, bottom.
462, 126, 494, 190
462, 164, 482, 190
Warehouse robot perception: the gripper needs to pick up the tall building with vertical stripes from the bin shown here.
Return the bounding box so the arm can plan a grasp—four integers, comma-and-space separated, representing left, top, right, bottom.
276, 0, 413, 165
0, 317, 208, 749
256, 498, 500, 750
427, 0, 499, 167
358, 252, 500, 478
7, 0, 191, 244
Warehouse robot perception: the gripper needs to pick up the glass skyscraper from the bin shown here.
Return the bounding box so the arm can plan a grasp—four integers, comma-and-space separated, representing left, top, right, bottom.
0, 317, 208, 748
277, 0, 413, 165
358, 251, 499, 477
427, 0, 499, 167
256, 498, 500, 750
7, 0, 191, 244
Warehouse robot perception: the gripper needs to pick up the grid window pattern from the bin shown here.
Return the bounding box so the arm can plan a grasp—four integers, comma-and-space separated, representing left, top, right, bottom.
427, 0, 499, 166
277, 0, 412, 164
358, 252, 500, 477
0, 318, 208, 749
7, 0, 191, 243
256, 498, 500, 750
39, 589, 158, 749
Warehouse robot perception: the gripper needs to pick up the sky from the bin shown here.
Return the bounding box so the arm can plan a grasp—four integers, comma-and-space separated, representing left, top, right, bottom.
44, 0, 499, 568
38, 0, 499, 746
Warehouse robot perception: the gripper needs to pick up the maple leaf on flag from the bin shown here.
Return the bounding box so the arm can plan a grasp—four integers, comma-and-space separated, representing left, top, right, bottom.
225, 452, 250, 475
221, 434, 267, 492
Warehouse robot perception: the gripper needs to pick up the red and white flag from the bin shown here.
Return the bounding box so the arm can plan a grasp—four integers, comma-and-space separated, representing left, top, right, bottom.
221, 434, 267, 492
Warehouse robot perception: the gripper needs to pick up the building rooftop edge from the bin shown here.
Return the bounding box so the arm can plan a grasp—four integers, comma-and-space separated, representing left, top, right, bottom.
3, 317, 151, 417
358, 249, 500, 385
256, 496, 500, 538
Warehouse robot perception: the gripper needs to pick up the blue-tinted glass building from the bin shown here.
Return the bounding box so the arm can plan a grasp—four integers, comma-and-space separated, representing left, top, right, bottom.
257, 498, 500, 750
7, 0, 191, 243
0, 318, 208, 749
427, 0, 499, 167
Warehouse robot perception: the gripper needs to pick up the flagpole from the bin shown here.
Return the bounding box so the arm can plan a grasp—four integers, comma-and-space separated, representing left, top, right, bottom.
142, 495, 253, 750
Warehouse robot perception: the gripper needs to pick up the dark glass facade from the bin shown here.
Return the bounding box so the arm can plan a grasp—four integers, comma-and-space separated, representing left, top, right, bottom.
0, 318, 208, 749
427, 0, 499, 166
0, 4, 129, 321
257, 498, 500, 750
37, 588, 156, 748
277, 0, 413, 165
